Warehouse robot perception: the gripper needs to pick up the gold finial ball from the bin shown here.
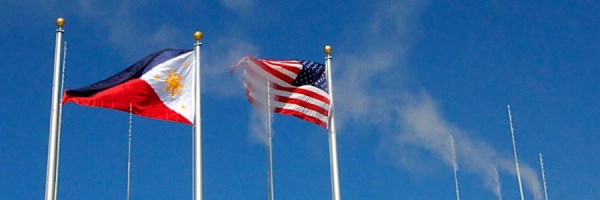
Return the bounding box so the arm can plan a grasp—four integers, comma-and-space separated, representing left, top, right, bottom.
324, 45, 332, 54
56, 17, 65, 27
194, 31, 203, 40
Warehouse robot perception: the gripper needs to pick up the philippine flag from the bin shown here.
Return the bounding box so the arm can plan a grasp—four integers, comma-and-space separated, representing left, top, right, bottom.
62, 49, 195, 124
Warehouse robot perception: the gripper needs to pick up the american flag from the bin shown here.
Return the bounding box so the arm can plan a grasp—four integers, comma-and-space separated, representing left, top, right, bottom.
232, 56, 331, 128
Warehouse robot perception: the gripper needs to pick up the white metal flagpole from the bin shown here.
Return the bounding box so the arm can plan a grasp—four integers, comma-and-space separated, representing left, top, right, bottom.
266, 79, 275, 200
45, 17, 65, 200
451, 136, 460, 200
193, 31, 203, 200
493, 167, 503, 200
539, 153, 549, 200
507, 105, 525, 200
127, 103, 133, 200
324, 45, 341, 200
54, 40, 67, 200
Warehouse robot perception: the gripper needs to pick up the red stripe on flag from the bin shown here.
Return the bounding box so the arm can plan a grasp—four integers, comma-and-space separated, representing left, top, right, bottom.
274, 108, 327, 128
272, 83, 330, 105
263, 60, 302, 74
62, 79, 192, 124
274, 95, 329, 116
249, 57, 295, 84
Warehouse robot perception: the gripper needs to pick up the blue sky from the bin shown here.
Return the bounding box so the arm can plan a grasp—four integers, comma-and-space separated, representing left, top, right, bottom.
2, 0, 599, 199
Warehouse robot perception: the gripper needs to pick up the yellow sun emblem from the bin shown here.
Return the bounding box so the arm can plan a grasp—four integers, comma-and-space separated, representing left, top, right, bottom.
163, 70, 184, 97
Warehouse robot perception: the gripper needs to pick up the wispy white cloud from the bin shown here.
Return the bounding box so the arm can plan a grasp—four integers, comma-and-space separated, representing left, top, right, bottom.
72, 1, 188, 58
218, 0, 255, 15
204, 36, 259, 97
394, 94, 542, 199
248, 107, 273, 146
333, 0, 544, 199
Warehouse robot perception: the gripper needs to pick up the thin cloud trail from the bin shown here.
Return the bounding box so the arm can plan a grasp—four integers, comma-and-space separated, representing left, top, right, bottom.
248, 107, 272, 146
218, 0, 255, 15
390, 92, 543, 199
333, 0, 544, 199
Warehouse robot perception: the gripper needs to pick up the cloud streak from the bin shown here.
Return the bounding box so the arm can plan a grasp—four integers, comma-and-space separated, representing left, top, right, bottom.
394, 95, 542, 199
74, 1, 188, 58
333, 0, 543, 199
218, 0, 255, 15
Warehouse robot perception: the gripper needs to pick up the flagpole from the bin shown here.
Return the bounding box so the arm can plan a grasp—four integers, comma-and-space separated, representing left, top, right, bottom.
324, 45, 341, 200
507, 105, 525, 200
127, 103, 133, 200
266, 79, 275, 200
539, 153, 549, 200
451, 136, 460, 200
193, 31, 203, 200
45, 17, 65, 200
54, 40, 67, 200
267, 134, 274, 200
493, 167, 503, 200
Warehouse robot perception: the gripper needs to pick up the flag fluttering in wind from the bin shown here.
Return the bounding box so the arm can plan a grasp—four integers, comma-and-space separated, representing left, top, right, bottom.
232, 56, 331, 128
63, 49, 195, 124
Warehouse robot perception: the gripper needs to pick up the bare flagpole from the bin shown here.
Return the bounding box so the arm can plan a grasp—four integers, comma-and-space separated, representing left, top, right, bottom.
127, 103, 133, 200
45, 17, 65, 200
494, 167, 503, 200
451, 136, 460, 200
507, 105, 525, 200
193, 31, 203, 200
539, 153, 549, 200
266, 79, 275, 200
324, 45, 341, 200
54, 40, 67, 200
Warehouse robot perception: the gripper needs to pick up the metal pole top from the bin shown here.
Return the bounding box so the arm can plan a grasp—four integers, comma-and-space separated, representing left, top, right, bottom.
324, 45, 332, 54
194, 31, 203, 41
56, 18, 65, 28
